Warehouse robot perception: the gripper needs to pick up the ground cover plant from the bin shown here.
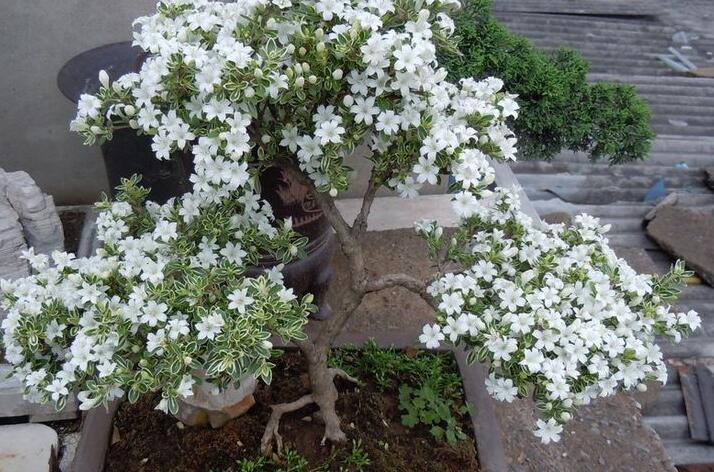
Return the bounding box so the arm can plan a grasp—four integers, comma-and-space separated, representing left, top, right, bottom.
0, 0, 700, 457
439, 0, 655, 163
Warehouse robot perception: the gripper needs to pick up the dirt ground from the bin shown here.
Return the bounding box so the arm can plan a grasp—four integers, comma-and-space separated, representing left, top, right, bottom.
105, 350, 478, 472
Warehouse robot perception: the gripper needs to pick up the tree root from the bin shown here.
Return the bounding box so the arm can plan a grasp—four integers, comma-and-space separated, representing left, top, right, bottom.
260, 394, 314, 456
260, 368, 360, 456
328, 367, 359, 385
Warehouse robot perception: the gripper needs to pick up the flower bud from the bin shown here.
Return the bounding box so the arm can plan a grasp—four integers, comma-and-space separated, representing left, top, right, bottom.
329, 188, 338, 197
342, 95, 354, 107
299, 46, 307, 56
261, 134, 271, 143
286, 44, 296, 55
244, 87, 255, 98
112, 82, 123, 93
315, 28, 324, 40
98, 70, 110, 88
561, 412, 571, 421
332, 69, 343, 80
289, 245, 298, 256
124, 105, 136, 117
177, 28, 188, 42
262, 340, 273, 350
302, 62, 310, 72
253, 68, 263, 79
295, 76, 305, 88
294, 63, 303, 75
90, 125, 103, 134
308, 75, 317, 84
316, 42, 325, 53
563, 398, 573, 408
637, 383, 647, 392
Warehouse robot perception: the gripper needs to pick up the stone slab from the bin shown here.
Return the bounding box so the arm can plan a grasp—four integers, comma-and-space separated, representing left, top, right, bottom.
646, 207, 714, 286
0, 423, 58, 472
335, 194, 459, 231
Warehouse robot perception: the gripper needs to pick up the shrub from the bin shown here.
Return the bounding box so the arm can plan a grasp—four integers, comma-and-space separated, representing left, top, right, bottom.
0, 0, 696, 452
439, 0, 654, 163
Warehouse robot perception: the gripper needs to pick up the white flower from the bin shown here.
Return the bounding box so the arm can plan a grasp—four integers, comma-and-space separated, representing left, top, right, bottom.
227, 288, 254, 314
534, 419, 563, 444
350, 96, 380, 125
315, 119, 345, 145
439, 292, 464, 316
196, 312, 225, 340
140, 301, 168, 327
375, 110, 400, 135
419, 324, 444, 349
45, 378, 69, 402
485, 373, 517, 402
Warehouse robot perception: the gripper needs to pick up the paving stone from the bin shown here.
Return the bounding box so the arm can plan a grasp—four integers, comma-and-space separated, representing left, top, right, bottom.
0, 423, 58, 472
646, 206, 714, 286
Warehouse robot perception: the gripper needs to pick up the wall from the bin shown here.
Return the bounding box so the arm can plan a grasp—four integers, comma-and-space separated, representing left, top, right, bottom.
0, 1, 156, 205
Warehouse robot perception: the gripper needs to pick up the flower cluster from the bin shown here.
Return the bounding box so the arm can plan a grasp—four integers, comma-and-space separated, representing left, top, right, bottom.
1, 175, 312, 414
418, 189, 700, 443
0, 0, 698, 445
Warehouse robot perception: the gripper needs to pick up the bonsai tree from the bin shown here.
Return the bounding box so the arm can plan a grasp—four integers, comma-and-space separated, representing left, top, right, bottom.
439, 0, 655, 164
0, 0, 699, 453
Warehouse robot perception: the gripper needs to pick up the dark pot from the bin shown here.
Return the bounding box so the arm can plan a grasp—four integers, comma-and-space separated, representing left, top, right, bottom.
58, 42, 335, 319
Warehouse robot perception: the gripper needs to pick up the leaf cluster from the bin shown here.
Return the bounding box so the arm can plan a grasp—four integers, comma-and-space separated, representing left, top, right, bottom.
439, 0, 654, 163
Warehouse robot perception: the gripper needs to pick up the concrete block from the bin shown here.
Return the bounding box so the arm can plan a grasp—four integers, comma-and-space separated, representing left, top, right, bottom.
0, 423, 58, 472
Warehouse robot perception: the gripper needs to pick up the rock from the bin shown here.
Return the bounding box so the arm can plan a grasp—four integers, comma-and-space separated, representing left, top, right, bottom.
0, 172, 30, 281
705, 167, 714, 191
0, 423, 58, 471
644, 192, 679, 222
175, 375, 257, 428
646, 207, 714, 286
542, 211, 572, 226
3, 169, 64, 255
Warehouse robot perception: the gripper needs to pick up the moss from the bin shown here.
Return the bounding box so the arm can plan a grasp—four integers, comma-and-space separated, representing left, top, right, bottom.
440, 0, 654, 163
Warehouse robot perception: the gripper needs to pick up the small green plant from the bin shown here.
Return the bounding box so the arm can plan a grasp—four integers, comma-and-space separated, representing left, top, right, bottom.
329, 339, 463, 394
232, 441, 370, 472
399, 384, 470, 445
330, 339, 472, 444
338, 440, 371, 472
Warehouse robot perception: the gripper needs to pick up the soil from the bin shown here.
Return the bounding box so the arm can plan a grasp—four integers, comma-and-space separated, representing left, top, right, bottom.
59, 209, 86, 254
105, 350, 479, 472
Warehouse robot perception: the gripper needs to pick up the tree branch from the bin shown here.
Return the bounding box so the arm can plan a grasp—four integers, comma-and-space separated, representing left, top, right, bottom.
363, 273, 439, 310
352, 165, 380, 238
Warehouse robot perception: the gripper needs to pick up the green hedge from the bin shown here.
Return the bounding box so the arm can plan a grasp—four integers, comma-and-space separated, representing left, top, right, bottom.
440, 0, 654, 164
